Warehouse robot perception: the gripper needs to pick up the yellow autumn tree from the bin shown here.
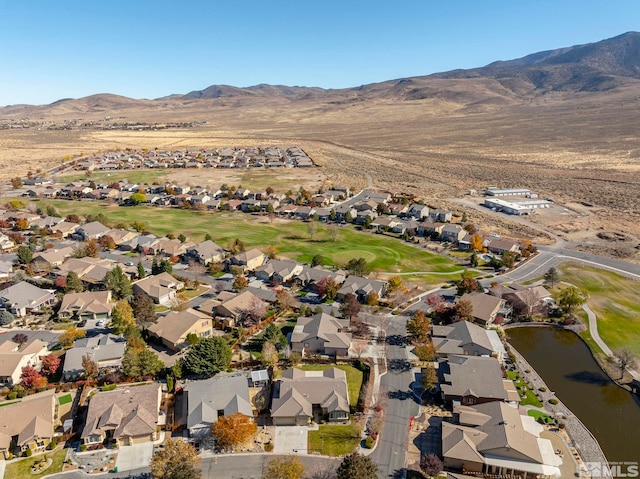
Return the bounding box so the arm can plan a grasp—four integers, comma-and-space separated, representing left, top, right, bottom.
212, 412, 257, 451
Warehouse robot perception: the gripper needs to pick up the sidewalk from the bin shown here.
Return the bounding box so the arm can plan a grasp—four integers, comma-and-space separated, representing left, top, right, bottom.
358, 326, 384, 456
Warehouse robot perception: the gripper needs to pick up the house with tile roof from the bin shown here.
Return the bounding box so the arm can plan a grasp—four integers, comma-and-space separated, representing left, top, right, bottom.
271, 368, 349, 426
132, 272, 184, 305
458, 292, 507, 326
184, 374, 253, 440
0, 339, 49, 386
0, 281, 56, 317
81, 383, 162, 447
290, 313, 351, 357
0, 389, 57, 458
62, 334, 126, 381
442, 402, 562, 477
432, 321, 506, 363
58, 291, 113, 321
147, 308, 218, 351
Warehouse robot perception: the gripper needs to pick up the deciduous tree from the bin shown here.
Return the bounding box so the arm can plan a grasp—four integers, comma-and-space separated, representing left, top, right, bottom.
316, 276, 338, 300
470, 234, 484, 252
212, 412, 257, 452
131, 292, 156, 330
263, 456, 305, 479
406, 310, 431, 343
611, 349, 636, 379
339, 293, 361, 319
555, 286, 587, 315
456, 270, 479, 296
110, 299, 136, 335
11, 333, 28, 345
420, 362, 438, 392
58, 327, 86, 348
276, 289, 295, 313
420, 453, 443, 477
232, 275, 249, 291
149, 438, 199, 479
261, 341, 279, 368
41, 354, 61, 377
453, 299, 474, 323
82, 354, 98, 379
21, 365, 45, 389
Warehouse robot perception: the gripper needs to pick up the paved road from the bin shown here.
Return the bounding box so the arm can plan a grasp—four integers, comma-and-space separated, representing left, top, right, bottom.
199, 454, 340, 479
369, 314, 419, 478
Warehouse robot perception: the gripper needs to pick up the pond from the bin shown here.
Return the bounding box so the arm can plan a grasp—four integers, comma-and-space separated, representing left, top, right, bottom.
508, 326, 640, 463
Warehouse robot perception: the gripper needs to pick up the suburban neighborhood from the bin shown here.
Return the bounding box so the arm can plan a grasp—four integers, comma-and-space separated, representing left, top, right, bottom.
0, 155, 628, 479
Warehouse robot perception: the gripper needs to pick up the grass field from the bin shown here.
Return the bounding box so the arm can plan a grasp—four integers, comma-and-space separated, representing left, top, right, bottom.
299, 364, 363, 408
58, 394, 72, 405
506, 370, 542, 407
3, 448, 67, 479
26, 199, 460, 274
527, 409, 552, 423
559, 263, 640, 358
308, 418, 362, 456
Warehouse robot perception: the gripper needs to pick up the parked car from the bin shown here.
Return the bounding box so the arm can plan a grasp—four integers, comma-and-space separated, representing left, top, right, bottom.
96, 319, 106, 327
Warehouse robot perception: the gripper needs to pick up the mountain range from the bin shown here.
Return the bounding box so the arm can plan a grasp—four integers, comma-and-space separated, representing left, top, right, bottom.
2, 31, 640, 116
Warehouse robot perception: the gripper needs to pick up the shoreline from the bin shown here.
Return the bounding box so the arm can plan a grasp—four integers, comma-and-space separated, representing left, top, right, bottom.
506, 338, 611, 477
504, 321, 638, 394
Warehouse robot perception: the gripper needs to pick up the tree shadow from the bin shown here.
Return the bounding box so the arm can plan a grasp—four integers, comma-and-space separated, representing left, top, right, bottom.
564, 370, 608, 386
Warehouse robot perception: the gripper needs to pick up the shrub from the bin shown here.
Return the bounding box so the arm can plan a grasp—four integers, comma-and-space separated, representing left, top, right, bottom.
558, 422, 566, 429
548, 398, 558, 405
48, 440, 57, 450
26, 448, 33, 457
79, 444, 87, 452
538, 387, 547, 392
264, 442, 274, 452
101, 384, 117, 392
7, 392, 17, 400
364, 436, 375, 449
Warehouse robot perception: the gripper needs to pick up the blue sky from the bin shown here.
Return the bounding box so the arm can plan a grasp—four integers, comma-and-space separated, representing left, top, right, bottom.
0, 0, 638, 105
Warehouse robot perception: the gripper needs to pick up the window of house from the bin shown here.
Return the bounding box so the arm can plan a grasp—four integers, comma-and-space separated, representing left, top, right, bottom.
217, 409, 224, 418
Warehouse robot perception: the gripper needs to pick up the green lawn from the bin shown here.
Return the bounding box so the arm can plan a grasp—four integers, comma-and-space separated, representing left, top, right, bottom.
527, 409, 552, 423
28, 199, 459, 274
58, 394, 72, 405
308, 418, 362, 456
506, 370, 543, 407
4, 448, 67, 479
559, 263, 640, 358
299, 364, 363, 408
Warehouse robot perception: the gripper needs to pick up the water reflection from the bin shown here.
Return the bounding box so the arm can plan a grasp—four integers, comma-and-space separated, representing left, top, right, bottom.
508, 326, 640, 463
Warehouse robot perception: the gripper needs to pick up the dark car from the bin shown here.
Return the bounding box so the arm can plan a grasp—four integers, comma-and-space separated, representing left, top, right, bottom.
77, 319, 87, 327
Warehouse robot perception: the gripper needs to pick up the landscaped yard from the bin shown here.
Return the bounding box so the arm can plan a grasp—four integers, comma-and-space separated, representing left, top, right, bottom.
29, 199, 460, 275
559, 263, 640, 358
299, 364, 363, 408
3, 448, 67, 479
58, 394, 72, 405
308, 417, 362, 456
527, 409, 553, 423
506, 370, 542, 407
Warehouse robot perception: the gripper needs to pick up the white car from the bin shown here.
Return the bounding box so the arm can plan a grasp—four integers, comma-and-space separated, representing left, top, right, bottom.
96, 320, 106, 327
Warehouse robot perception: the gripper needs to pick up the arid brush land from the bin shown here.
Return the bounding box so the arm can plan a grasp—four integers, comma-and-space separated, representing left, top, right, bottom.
2, 32, 640, 259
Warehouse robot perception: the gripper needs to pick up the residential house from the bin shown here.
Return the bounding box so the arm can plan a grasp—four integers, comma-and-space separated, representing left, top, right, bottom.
0, 281, 57, 317
32, 246, 76, 270
132, 272, 182, 304
214, 291, 265, 327
293, 266, 347, 292
333, 204, 357, 222
0, 339, 49, 386
441, 224, 466, 243
147, 308, 217, 351
0, 389, 57, 458
271, 368, 350, 426
228, 248, 266, 272
184, 374, 253, 441
430, 208, 453, 222
185, 240, 225, 265
502, 285, 551, 317
81, 383, 163, 447
458, 292, 507, 326
337, 276, 388, 302
50, 221, 79, 238
0, 233, 15, 251
290, 313, 351, 357
75, 221, 110, 240
0, 260, 13, 281
431, 321, 506, 363
62, 334, 126, 381
57, 291, 113, 321
56, 257, 124, 287
255, 259, 304, 284
439, 355, 517, 407
152, 237, 193, 257
406, 204, 430, 220
486, 237, 521, 255
442, 402, 562, 477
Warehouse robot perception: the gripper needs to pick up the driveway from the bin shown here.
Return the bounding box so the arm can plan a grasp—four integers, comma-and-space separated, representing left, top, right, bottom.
273, 426, 308, 454
115, 443, 154, 472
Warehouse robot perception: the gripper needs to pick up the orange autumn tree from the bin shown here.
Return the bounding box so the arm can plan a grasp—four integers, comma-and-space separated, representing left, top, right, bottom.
212, 412, 257, 451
